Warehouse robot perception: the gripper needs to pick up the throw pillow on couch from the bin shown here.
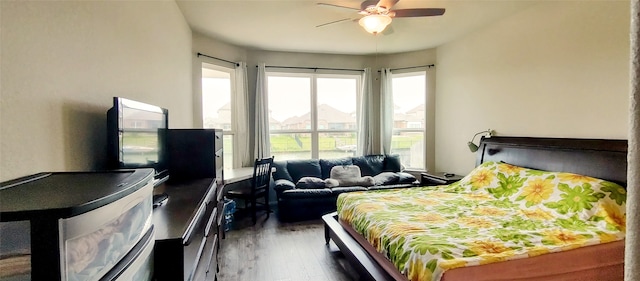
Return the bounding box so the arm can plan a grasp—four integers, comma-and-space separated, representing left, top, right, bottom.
296, 177, 327, 189
336, 176, 375, 187
329, 165, 375, 187
329, 165, 361, 179
397, 172, 418, 184
373, 172, 400, 185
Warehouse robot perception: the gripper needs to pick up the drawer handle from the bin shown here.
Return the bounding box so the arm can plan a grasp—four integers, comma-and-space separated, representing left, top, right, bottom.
183, 204, 206, 245
205, 208, 217, 237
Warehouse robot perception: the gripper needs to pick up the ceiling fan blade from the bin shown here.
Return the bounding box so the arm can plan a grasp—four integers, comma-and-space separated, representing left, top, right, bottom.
316, 3, 361, 11
391, 8, 445, 17
316, 18, 354, 28
376, 0, 399, 10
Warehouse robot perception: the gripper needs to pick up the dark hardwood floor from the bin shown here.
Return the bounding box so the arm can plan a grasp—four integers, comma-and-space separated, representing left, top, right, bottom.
217, 212, 358, 281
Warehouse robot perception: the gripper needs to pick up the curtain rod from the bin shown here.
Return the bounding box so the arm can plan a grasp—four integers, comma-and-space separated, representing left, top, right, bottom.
379, 64, 435, 72
259, 65, 364, 72
197, 52, 239, 66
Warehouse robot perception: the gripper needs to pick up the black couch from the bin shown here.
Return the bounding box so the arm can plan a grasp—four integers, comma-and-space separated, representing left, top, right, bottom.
272, 155, 418, 221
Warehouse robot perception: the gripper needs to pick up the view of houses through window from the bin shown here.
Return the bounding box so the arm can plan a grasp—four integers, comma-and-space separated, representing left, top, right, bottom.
202, 63, 233, 168
391, 71, 426, 170
267, 73, 359, 160
202, 66, 426, 170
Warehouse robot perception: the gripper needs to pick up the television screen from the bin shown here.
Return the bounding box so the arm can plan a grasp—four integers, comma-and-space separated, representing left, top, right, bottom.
107, 97, 168, 182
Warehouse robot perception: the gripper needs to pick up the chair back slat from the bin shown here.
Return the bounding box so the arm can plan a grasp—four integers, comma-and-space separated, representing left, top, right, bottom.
225, 156, 275, 225
252, 157, 274, 194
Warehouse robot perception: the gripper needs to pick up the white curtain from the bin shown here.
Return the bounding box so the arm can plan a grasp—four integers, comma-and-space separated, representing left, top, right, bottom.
425, 66, 436, 172
380, 68, 394, 155
626, 1, 640, 280
254, 63, 271, 159
357, 68, 375, 156
233, 61, 252, 167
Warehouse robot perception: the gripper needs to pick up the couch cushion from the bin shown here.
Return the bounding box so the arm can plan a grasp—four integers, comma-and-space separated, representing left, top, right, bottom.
331, 186, 368, 195
352, 155, 385, 176
272, 161, 293, 182
373, 172, 400, 185
280, 188, 333, 199
397, 172, 417, 184
320, 157, 353, 179
383, 154, 403, 172
296, 177, 327, 189
287, 159, 322, 182
367, 183, 414, 191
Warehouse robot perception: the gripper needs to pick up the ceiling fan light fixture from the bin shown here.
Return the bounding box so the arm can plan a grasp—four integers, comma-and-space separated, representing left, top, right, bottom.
358, 14, 392, 34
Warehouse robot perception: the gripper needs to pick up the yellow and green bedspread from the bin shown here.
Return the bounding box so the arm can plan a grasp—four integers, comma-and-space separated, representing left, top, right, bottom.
336, 161, 626, 281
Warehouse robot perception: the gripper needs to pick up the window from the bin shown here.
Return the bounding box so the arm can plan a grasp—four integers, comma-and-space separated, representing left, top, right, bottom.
391, 71, 426, 169
267, 72, 360, 161
202, 62, 234, 168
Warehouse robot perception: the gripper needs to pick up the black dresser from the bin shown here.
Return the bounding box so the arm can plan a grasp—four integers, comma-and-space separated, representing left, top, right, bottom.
154, 129, 224, 281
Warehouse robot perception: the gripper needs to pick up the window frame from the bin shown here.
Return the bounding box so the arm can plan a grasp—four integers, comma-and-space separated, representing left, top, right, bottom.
390, 70, 427, 170
266, 70, 361, 160
201, 62, 236, 168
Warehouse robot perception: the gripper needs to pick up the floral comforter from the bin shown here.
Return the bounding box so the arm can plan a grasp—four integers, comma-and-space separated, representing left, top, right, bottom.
336, 161, 626, 281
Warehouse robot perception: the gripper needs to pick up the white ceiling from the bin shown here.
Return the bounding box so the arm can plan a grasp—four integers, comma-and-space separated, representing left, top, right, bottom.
176, 0, 538, 55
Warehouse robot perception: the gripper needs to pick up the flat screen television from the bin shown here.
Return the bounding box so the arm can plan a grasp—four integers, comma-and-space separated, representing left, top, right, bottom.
107, 97, 169, 185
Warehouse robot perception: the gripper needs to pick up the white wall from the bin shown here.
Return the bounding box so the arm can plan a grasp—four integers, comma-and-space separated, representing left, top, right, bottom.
0, 1, 193, 181
435, 1, 630, 174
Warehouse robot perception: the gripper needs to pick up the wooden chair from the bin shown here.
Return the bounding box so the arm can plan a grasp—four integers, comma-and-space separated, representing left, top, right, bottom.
226, 157, 274, 225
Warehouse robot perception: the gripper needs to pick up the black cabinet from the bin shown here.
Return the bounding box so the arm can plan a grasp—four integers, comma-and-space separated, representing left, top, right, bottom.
167, 129, 223, 181
154, 129, 224, 281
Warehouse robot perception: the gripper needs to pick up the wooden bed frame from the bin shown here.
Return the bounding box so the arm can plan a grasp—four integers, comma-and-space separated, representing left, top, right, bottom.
322, 136, 628, 281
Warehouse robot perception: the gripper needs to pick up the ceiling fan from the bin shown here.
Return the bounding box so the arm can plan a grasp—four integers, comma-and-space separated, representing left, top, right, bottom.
317, 0, 445, 34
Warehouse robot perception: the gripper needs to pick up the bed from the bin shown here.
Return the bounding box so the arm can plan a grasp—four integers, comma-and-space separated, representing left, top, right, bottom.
322, 136, 628, 281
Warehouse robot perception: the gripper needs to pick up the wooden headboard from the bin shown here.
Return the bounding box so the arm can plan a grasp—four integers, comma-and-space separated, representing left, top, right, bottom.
476, 136, 628, 186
